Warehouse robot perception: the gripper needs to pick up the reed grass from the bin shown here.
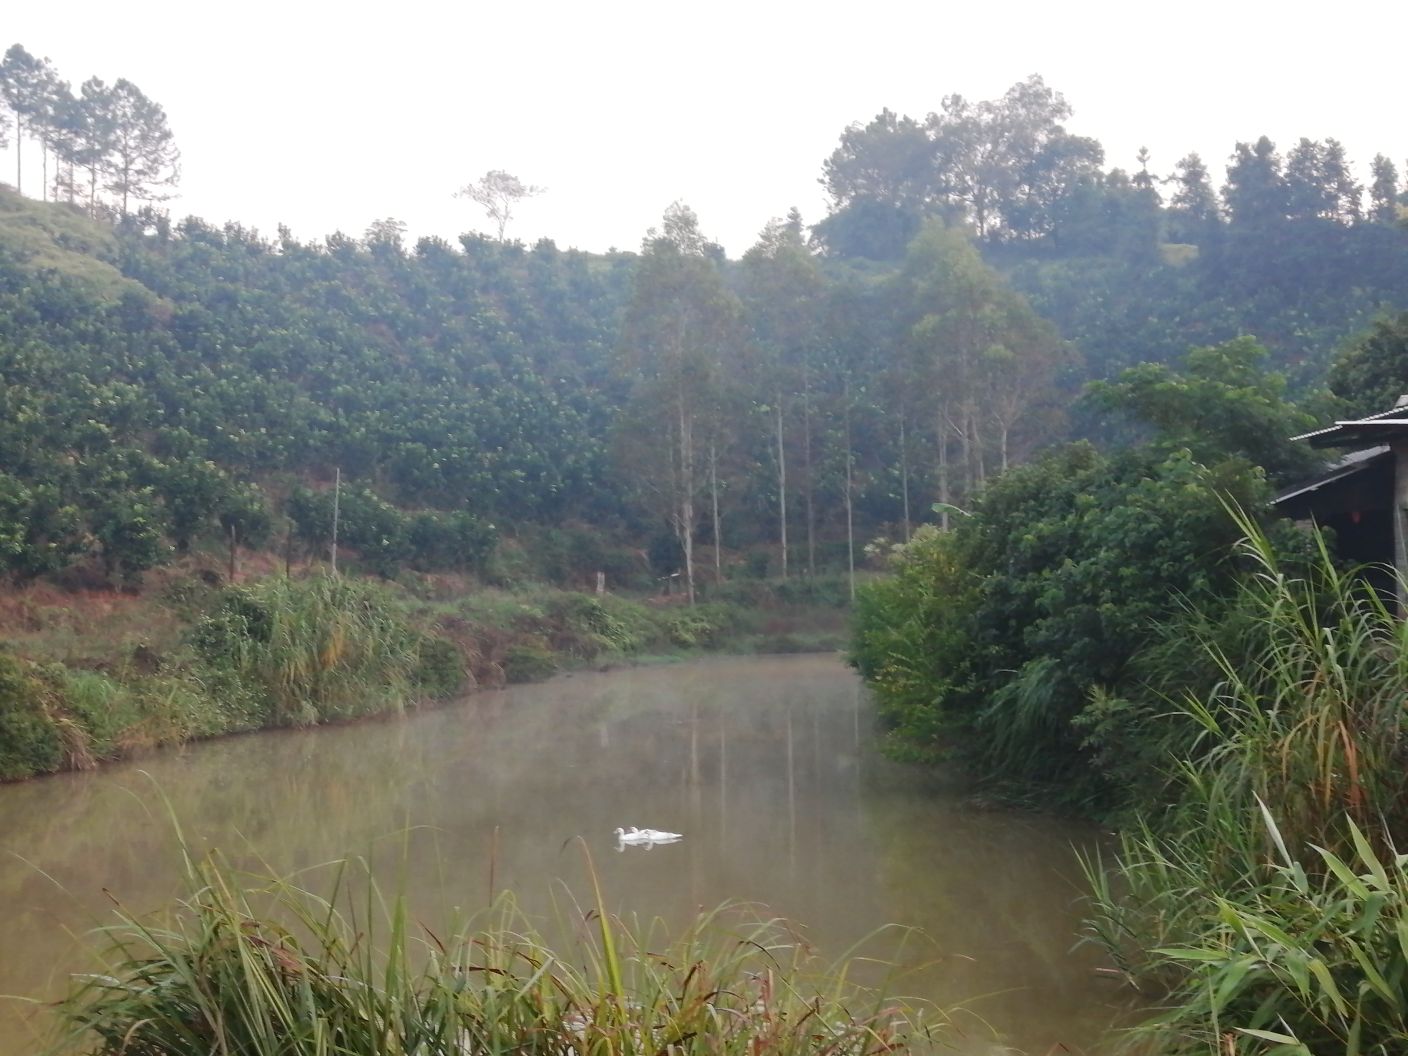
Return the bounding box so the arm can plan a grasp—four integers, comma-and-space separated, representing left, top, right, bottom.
1082, 514, 1408, 1053
49, 844, 939, 1056
192, 575, 422, 726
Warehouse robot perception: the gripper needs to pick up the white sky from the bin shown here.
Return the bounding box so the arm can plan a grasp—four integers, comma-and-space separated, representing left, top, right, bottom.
4, 0, 1407, 257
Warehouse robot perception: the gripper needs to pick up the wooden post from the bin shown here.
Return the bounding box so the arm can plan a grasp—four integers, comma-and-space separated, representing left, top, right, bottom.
330, 467, 341, 575
1394, 439, 1408, 615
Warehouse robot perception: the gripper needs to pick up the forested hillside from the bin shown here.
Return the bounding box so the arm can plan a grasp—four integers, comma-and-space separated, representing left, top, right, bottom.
1, 60, 1407, 596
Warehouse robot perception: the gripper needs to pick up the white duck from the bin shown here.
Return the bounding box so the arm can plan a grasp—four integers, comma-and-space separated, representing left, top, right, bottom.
613, 826, 683, 846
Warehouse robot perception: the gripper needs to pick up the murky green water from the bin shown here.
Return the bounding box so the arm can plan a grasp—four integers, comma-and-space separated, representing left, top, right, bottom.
0, 654, 1130, 1053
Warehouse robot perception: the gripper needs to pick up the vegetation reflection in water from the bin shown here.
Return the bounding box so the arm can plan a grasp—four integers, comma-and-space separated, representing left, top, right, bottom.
0, 656, 1127, 1053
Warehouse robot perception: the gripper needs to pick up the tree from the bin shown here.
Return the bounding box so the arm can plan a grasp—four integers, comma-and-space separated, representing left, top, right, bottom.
821, 108, 935, 221
1285, 138, 1334, 221
1223, 136, 1288, 230
0, 45, 43, 192
1369, 154, 1401, 225
896, 222, 1066, 518
1087, 336, 1320, 484
0, 47, 68, 201
928, 74, 1103, 241
453, 169, 545, 240
1322, 139, 1362, 223
741, 213, 828, 575
1167, 152, 1220, 243
64, 77, 117, 213
1328, 312, 1408, 417
102, 78, 180, 214
615, 203, 743, 603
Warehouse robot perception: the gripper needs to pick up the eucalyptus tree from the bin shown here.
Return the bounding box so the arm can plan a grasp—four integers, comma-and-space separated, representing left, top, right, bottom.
895, 222, 1066, 522
740, 210, 828, 575
616, 203, 743, 603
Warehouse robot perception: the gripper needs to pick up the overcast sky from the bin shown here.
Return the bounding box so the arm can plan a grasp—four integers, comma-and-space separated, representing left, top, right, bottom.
5, 0, 1407, 257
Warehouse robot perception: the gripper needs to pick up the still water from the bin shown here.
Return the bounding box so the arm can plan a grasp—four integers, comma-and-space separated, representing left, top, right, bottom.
0, 655, 1128, 1053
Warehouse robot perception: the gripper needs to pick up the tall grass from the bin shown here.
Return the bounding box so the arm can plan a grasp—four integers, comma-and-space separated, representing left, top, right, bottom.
1083, 515, 1408, 1053
49, 845, 938, 1056
192, 576, 423, 726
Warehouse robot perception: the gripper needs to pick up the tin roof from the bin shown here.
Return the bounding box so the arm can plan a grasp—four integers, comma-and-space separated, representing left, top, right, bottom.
1291, 402, 1408, 448
1274, 445, 1390, 506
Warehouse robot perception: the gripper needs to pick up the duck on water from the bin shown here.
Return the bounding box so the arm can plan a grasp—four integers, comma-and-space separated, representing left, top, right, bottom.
613, 826, 682, 848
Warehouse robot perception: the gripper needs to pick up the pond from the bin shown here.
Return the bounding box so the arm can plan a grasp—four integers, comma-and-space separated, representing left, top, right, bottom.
0, 654, 1130, 1053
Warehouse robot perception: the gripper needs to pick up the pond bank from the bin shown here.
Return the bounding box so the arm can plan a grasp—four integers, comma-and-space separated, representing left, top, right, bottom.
0, 568, 851, 783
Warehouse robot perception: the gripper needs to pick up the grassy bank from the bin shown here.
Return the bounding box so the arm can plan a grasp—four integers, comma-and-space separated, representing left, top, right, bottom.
0, 567, 851, 783
46, 843, 934, 1056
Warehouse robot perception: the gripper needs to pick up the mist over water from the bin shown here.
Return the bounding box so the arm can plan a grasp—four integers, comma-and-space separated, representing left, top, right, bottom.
0, 655, 1128, 1053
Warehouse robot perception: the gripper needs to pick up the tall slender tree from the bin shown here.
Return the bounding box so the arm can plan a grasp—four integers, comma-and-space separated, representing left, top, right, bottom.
102, 78, 180, 214
0, 45, 42, 193
740, 211, 827, 578
616, 204, 742, 604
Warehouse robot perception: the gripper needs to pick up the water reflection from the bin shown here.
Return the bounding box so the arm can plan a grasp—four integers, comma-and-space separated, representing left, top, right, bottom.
0, 655, 1129, 1053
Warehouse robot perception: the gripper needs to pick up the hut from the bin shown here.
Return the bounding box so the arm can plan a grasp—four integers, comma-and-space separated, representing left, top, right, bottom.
1274, 396, 1408, 604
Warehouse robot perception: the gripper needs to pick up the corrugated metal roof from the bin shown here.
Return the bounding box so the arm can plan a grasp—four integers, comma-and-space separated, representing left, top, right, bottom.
1274, 445, 1390, 505
1290, 404, 1408, 443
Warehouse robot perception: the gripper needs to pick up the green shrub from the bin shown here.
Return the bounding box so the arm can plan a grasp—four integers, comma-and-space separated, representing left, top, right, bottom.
412, 635, 465, 699
663, 603, 742, 648
502, 641, 558, 684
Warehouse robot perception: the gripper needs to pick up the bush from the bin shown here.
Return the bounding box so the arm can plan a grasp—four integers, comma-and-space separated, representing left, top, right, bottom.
412, 635, 465, 699
502, 641, 557, 684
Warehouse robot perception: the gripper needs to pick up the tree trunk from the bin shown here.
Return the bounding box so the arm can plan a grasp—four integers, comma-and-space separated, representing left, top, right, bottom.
844, 389, 856, 602
228, 524, 239, 584
710, 437, 722, 584
937, 413, 950, 531
959, 410, 974, 499
330, 466, 341, 574
899, 410, 911, 542
775, 396, 788, 579
802, 371, 815, 575
14, 116, 21, 194
677, 379, 696, 605
971, 406, 987, 489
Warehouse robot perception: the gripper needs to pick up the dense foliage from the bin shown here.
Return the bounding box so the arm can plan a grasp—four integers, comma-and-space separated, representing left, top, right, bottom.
851, 340, 1313, 807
